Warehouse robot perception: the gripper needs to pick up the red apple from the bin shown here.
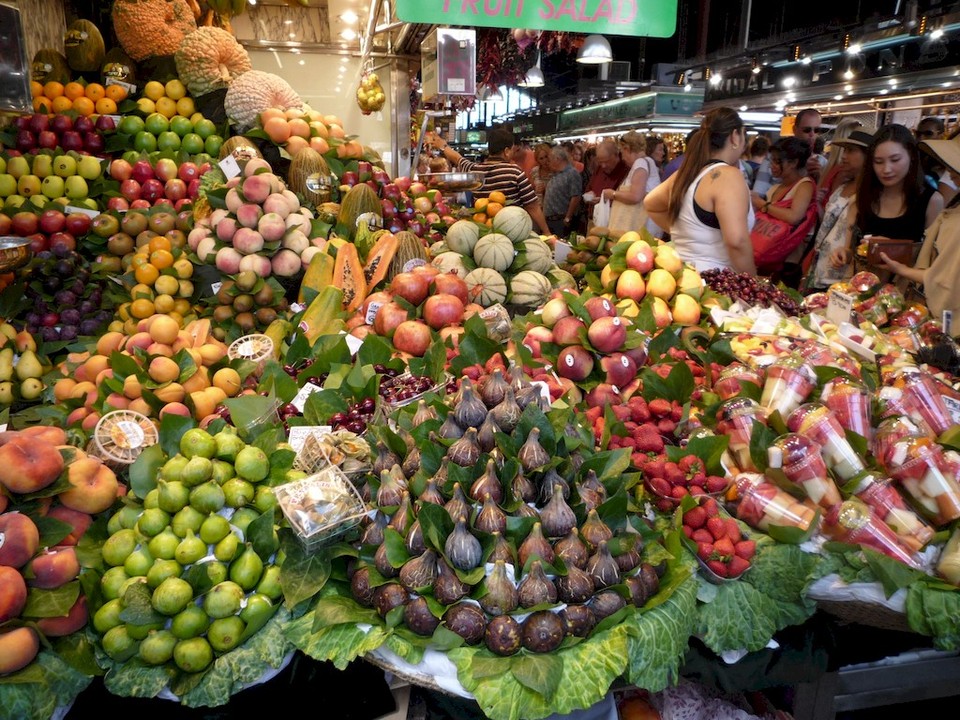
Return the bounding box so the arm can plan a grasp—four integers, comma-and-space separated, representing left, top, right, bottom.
10, 212, 38, 236
26, 233, 48, 253
120, 178, 141, 202
107, 196, 130, 212
38, 209, 66, 235
109, 158, 132, 182
49, 232, 76, 253
64, 212, 91, 236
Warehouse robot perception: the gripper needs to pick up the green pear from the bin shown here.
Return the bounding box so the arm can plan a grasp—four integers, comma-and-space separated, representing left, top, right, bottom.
15, 349, 43, 381
6, 156, 29, 179
31, 155, 53, 179
77, 156, 102, 180
53, 155, 76, 178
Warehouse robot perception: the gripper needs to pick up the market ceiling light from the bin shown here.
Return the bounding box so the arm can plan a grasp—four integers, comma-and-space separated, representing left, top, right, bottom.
739, 104, 748, 111
517, 65, 544, 88
783, 76, 796, 88
709, 73, 722, 86
479, 86, 503, 103
801, 56, 811, 65
576, 35, 613, 64
843, 68, 855, 79
683, 83, 693, 92
340, 10, 358, 23
834, 94, 843, 100
847, 43, 861, 54
340, 29, 357, 40
932, 28, 945, 39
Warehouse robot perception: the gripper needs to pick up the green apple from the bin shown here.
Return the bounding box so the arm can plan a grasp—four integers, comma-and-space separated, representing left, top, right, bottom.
204, 136, 223, 156
53, 155, 77, 178
29, 195, 47, 209
118, 115, 145, 136
64, 175, 89, 200
31, 155, 53, 179
78, 197, 98, 210
17, 175, 41, 197
170, 116, 193, 138
6, 196, 25, 208
181, 133, 204, 155
193, 119, 216, 140
0, 174, 16, 197
157, 131, 181, 152
145, 113, 169, 136
41, 175, 65, 199
77, 156, 102, 181
134, 131, 158, 153
122, 150, 141, 165
6, 156, 30, 179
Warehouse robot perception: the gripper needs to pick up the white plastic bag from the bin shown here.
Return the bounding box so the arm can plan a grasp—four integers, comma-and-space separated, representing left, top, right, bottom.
592, 197, 611, 228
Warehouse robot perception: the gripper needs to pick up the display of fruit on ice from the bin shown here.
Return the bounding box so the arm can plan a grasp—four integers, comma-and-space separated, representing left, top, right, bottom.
189, 158, 326, 279
90, 426, 287, 674
0, 206, 92, 253
0, 150, 103, 210
0, 324, 48, 405
114, 108, 224, 159
52, 316, 236, 427
347, 385, 662, 653
29, 80, 127, 118
105, 154, 213, 212
0, 425, 119, 675
204, 272, 290, 340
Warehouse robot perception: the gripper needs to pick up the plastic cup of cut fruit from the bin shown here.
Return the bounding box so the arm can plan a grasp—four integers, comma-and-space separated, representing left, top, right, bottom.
821, 377, 873, 443
732, 473, 817, 535
786, 403, 866, 481
900, 371, 955, 436
760, 355, 816, 418
715, 397, 767, 472
228, 334, 274, 377
873, 416, 930, 471
853, 474, 934, 553
714, 363, 764, 401
768, 432, 843, 509
822, 499, 921, 567
887, 438, 960, 526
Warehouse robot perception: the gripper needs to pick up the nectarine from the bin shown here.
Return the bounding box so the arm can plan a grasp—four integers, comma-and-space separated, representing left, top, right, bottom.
59, 457, 119, 514
0, 436, 65, 494
0, 627, 40, 675
0, 512, 40, 567
0, 565, 27, 622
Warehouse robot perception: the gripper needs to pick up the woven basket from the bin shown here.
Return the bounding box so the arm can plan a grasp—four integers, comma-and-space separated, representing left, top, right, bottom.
816, 598, 912, 633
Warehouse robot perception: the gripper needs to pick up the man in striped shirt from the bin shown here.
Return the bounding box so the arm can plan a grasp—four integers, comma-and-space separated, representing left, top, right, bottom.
429, 128, 551, 235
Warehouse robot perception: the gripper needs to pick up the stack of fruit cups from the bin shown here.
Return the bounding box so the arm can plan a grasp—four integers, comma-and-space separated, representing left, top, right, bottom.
852, 473, 934, 554
873, 416, 930, 465
821, 377, 873, 443
714, 363, 764, 401
715, 397, 767, 472
768, 433, 843, 509
787, 403, 866, 481
883, 436, 960, 526
760, 355, 817, 418
732, 473, 817, 534
899, 371, 955, 436
823, 499, 921, 567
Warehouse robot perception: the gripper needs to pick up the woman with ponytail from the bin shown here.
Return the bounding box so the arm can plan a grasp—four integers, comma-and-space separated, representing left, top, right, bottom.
645, 107, 757, 274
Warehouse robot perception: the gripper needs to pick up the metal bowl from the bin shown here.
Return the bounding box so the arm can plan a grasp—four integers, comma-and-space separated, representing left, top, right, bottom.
0, 237, 32, 273
418, 171, 485, 192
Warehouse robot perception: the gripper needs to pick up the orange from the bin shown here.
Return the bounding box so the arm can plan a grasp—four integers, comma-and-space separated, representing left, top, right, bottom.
150, 249, 174, 269
43, 81, 64, 99
117, 302, 131, 322
32, 97, 52, 113
148, 236, 172, 253
130, 298, 155, 319
153, 274, 179, 296
173, 299, 191, 316
488, 190, 507, 205
85, 83, 105, 102
30, 81, 43, 98
72, 96, 95, 116
130, 283, 155, 300
104, 84, 127, 103
95, 97, 117, 115
474, 197, 489, 212
486, 202, 503, 217
51, 96, 73, 113
134, 263, 159, 286
472, 212, 487, 224
130, 254, 150, 269
64, 82, 85, 101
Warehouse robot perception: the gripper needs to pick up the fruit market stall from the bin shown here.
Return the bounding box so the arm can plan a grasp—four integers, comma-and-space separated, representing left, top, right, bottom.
5, 8, 960, 720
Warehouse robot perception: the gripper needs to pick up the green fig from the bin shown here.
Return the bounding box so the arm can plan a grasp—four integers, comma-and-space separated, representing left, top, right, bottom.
175, 529, 207, 565
229, 543, 264, 591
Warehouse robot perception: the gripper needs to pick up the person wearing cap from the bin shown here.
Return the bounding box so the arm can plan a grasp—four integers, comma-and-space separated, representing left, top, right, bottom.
880, 131, 960, 323
802, 129, 873, 291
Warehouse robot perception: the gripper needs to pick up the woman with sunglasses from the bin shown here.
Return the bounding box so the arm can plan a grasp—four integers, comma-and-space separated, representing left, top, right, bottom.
644, 107, 756, 274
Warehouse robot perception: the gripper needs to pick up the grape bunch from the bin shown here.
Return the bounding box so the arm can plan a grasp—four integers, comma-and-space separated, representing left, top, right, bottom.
701, 268, 804, 316
23, 248, 113, 342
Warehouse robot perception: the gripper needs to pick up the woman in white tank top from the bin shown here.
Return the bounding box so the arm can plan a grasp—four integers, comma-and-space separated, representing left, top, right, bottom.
644, 108, 758, 275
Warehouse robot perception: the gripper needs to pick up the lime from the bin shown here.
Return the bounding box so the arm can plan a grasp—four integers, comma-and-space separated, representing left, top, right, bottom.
118, 115, 145, 136
181, 428, 217, 459
138, 629, 178, 665
157, 131, 181, 152
152, 576, 195, 616
102, 528, 138, 567
171, 605, 209, 639
235, 446, 269, 482
214, 532, 240, 563
256, 565, 282, 601
181, 132, 204, 155
102, 625, 139, 662
170, 115, 193, 138
173, 636, 214, 673
143, 488, 160, 509
204, 135, 223, 156
207, 616, 245, 653
193, 118, 216, 139
253, 485, 277, 514
229, 543, 264, 591
193, 559, 228, 588
144, 112, 169, 135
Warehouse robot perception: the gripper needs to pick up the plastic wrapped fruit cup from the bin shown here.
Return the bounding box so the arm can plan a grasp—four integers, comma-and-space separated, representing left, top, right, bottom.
853, 474, 934, 553
760, 355, 816, 418
733, 473, 816, 534
900, 371, 955, 436
715, 397, 767, 472
228, 334, 275, 377
873, 416, 929, 471
887, 438, 960, 526
786, 403, 865, 481
768, 433, 842, 509
714, 363, 764, 401
823, 499, 921, 567
822, 377, 873, 443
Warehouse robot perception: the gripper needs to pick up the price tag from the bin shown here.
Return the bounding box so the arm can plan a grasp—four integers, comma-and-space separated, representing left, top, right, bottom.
345, 333, 364, 355
942, 395, 960, 425
64, 205, 99, 219
219, 154, 241, 180
210, 282, 223, 295
287, 425, 332, 453
290, 302, 305, 313
356, 212, 382, 230
554, 240, 571, 264
944, 310, 953, 336
291, 382, 323, 413
104, 78, 137, 95
826, 289, 854, 326
447, 78, 466, 92
364, 301, 384, 326
115, 420, 146, 449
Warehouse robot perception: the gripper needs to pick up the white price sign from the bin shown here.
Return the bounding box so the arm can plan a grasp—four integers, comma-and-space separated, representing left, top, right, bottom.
290, 382, 323, 413
942, 395, 960, 425
344, 333, 364, 355
219, 154, 241, 179
554, 240, 572, 264
287, 425, 332, 453
826, 290, 854, 326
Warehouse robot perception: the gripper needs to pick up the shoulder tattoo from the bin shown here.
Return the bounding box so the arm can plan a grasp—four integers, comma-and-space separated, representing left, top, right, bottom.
709, 169, 721, 181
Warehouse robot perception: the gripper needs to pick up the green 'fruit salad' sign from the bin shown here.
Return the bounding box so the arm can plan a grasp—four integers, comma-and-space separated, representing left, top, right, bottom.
396, 0, 678, 38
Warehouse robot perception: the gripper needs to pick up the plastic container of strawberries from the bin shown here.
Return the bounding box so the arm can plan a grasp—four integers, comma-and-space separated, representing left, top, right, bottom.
678, 496, 754, 583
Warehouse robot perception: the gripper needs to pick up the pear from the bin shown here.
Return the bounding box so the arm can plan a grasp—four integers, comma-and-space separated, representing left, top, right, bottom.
0, 349, 13, 382
15, 350, 43, 381
13, 331, 35, 354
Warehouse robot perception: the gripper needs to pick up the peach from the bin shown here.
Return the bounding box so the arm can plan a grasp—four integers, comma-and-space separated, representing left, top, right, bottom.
54, 378, 77, 402
241, 174, 271, 204
181, 367, 210, 395
154, 382, 185, 404
0, 566, 27, 622
105, 393, 130, 410
96, 331, 126, 357
189, 391, 216, 421
0, 437, 65, 494
242, 158, 272, 177
59, 457, 119, 514
19, 426, 67, 446
233, 227, 265, 255
125, 331, 153, 353
204, 386, 228, 406
236, 203, 263, 229
160, 402, 191, 418
123, 374, 143, 400
0, 512, 40, 567
45, 505, 92, 546
26, 546, 79, 589
216, 216, 239, 242
128, 398, 152, 416
146, 342, 174, 358
35, 596, 87, 637
646, 268, 677, 300
84, 354, 110, 380
95, 368, 114, 385
81, 412, 101, 432
672, 293, 702, 326
69, 381, 96, 401
197, 343, 227, 366
215, 246, 243, 274
72, 365, 89, 383
0, 627, 40, 675
66, 407, 89, 427
262, 195, 290, 219
148, 356, 180, 384
197, 235, 217, 263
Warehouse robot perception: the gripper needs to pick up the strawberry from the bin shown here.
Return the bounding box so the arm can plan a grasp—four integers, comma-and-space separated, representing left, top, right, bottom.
654, 365, 672, 379
734, 540, 756, 560
644, 459, 666, 478
706, 517, 727, 541
593, 418, 605, 440
670, 402, 683, 422
696, 542, 714, 560
624, 421, 638, 433
585, 406, 602, 422
631, 403, 651, 423
728, 555, 751, 577
608, 437, 621, 449
681, 525, 693, 538
619, 436, 637, 450
692, 529, 714, 544
657, 418, 678, 435
690, 471, 707, 486
690, 363, 705, 377
656, 499, 674, 513
635, 436, 663, 454
679, 456, 702, 474
684, 506, 707, 529
705, 475, 728, 493
647, 477, 671, 497
706, 560, 729, 578
648, 398, 672, 418
631, 452, 649, 469
664, 463, 685, 486
689, 485, 706, 497
702, 498, 719, 517
612, 405, 632, 422
724, 519, 742, 543
670, 485, 689, 499
713, 536, 735, 560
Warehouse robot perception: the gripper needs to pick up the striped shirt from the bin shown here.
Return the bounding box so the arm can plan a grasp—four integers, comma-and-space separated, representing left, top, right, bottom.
457, 157, 538, 206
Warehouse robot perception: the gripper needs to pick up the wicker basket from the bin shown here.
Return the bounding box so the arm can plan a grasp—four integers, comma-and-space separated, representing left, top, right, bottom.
816, 598, 912, 633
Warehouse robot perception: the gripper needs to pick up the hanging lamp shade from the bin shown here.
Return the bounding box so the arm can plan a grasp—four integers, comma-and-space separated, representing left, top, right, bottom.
517, 65, 544, 88
479, 85, 504, 102
577, 34, 613, 64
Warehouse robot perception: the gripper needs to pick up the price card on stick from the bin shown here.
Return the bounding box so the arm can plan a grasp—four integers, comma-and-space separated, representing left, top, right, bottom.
218, 154, 241, 180
554, 240, 572, 264
287, 425, 332, 453
826, 289, 854, 326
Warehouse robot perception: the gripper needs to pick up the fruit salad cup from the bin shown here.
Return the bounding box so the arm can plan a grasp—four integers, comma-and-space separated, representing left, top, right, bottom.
760, 355, 817, 418
886, 437, 960, 526
877, 390, 936, 440
769, 433, 843, 509
733, 473, 817, 534
853, 474, 934, 553
873, 416, 930, 472
821, 377, 873, 443
715, 398, 767, 472
714, 363, 764, 401
900, 371, 955, 436
787, 403, 866, 481
823, 499, 921, 567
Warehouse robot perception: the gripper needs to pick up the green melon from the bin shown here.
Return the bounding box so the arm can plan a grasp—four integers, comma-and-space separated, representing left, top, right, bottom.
510, 271, 552, 308
464, 268, 508, 307
520, 237, 554, 275
445, 220, 481, 256
473, 233, 514, 272
492, 205, 533, 243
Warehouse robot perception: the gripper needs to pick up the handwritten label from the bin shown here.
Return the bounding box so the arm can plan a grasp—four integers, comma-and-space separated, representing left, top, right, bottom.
219, 154, 241, 180
291, 382, 323, 413
826, 290, 854, 326
115, 420, 146, 449
288, 425, 332, 453
365, 301, 384, 326
290, 302, 305, 313
943, 395, 960, 425
447, 78, 466, 92
210, 282, 223, 295
554, 240, 571, 264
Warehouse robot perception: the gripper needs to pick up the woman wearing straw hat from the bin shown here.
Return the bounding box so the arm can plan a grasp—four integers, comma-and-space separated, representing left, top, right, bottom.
881, 130, 960, 322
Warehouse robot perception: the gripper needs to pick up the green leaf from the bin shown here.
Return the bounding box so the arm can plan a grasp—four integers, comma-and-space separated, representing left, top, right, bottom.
383, 527, 410, 568
158, 412, 196, 458
119, 582, 165, 627
288, 618, 389, 670
280, 534, 332, 608
407, 340, 448, 384
906, 582, 960, 648
101, 658, 175, 699
862, 547, 925, 598
129, 443, 165, 500
109, 350, 141, 380
696, 580, 780, 654
224, 394, 279, 439
0, 650, 92, 719
302, 389, 349, 425
21, 581, 80, 619
311, 594, 380, 630
258, 360, 300, 403
418, 502, 454, 553
749, 420, 779, 472
181, 560, 230, 597
33, 515, 74, 548
356, 333, 394, 368
510, 653, 563, 702
647, 327, 680, 361
246, 509, 277, 561
666, 435, 729, 477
